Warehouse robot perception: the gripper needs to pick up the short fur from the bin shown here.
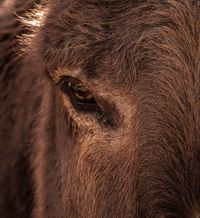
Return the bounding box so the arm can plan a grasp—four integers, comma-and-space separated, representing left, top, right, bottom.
0, 0, 200, 217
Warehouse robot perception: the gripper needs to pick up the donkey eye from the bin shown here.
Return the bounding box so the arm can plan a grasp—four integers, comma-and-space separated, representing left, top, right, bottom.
57, 76, 115, 127
69, 81, 94, 102
59, 76, 98, 112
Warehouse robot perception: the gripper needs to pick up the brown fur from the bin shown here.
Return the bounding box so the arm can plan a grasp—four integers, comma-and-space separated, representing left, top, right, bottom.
0, 0, 200, 217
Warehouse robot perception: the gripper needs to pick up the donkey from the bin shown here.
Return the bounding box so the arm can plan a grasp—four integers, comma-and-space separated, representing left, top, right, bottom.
0, 0, 200, 217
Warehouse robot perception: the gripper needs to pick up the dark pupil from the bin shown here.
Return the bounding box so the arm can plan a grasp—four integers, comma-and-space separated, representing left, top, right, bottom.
58, 76, 114, 126
67, 79, 96, 104
71, 83, 92, 100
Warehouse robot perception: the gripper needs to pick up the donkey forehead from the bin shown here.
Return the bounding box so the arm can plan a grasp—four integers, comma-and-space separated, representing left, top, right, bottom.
41, 0, 198, 88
